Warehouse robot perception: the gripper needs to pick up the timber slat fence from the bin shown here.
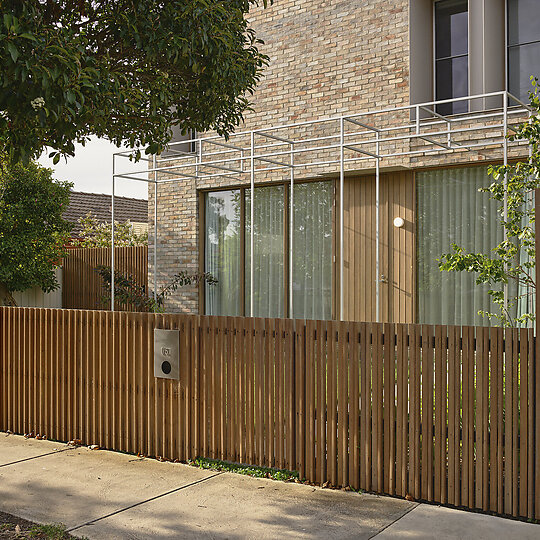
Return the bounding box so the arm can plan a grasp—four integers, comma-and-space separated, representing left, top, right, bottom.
0, 307, 538, 520
62, 246, 148, 311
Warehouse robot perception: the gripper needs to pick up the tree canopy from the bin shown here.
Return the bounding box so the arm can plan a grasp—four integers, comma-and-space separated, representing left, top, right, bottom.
75, 213, 148, 247
0, 160, 72, 304
0, 0, 270, 163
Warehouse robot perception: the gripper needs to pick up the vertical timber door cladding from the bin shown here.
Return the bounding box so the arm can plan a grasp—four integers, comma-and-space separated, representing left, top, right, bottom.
338, 171, 415, 323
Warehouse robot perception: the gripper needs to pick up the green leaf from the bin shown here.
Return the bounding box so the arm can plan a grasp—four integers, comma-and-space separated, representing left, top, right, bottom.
0, 160, 73, 294
6, 42, 19, 63
18, 33, 36, 41
0, 0, 269, 163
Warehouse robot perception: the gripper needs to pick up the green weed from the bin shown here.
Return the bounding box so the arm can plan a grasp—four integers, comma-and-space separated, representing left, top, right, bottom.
28, 523, 70, 539
190, 457, 299, 482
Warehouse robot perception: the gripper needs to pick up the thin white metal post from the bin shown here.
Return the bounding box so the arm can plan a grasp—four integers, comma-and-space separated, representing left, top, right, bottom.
153, 154, 158, 304
375, 131, 380, 323
529, 110, 533, 319
111, 156, 115, 311
503, 91, 508, 311
250, 131, 255, 317
289, 142, 294, 317
339, 117, 345, 321
196, 139, 202, 177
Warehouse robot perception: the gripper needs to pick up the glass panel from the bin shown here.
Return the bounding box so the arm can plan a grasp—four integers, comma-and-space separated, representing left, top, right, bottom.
435, 0, 468, 59
245, 185, 284, 318
204, 190, 242, 316
508, 42, 540, 103
436, 56, 468, 114
508, 0, 540, 46
417, 166, 504, 326
292, 181, 333, 320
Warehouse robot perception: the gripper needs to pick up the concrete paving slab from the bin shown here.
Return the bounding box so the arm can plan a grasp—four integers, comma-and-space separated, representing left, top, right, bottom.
2, 433, 538, 539
74, 472, 413, 539
0, 434, 216, 531
375, 503, 540, 539
0, 433, 71, 466
0, 433, 414, 539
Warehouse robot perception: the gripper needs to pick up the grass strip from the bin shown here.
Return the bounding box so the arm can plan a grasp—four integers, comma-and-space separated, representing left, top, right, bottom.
189, 457, 300, 482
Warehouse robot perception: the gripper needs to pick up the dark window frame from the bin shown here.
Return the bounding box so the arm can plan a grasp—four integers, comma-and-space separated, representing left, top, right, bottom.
507, 0, 540, 103
434, 0, 469, 115
199, 179, 335, 319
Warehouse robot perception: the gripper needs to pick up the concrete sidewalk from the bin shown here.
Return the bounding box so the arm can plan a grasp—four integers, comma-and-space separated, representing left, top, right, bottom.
0, 432, 538, 539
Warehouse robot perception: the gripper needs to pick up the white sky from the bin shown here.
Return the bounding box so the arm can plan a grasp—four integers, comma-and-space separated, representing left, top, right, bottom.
38, 136, 148, 200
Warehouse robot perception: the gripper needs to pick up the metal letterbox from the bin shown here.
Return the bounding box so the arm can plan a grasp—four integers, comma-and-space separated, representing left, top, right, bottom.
154, 329, 180, 380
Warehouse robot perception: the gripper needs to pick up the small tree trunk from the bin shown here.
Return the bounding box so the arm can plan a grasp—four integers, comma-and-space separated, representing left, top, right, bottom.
0, 282, 17, 306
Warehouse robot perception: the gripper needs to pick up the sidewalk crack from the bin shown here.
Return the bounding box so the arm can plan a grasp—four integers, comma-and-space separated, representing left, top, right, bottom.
0, 448, 72, 468
67, 472, 223, 533
368, 502, 419, 539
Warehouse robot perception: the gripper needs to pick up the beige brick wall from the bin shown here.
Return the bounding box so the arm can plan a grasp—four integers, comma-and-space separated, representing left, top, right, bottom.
243, 1, 410, 128
148, 1, 526, 314
148, 0, 412, 313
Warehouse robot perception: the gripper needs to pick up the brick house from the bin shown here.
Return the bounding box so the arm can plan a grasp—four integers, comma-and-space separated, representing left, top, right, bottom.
65, 191, 148, 240
144, 0, 537, 325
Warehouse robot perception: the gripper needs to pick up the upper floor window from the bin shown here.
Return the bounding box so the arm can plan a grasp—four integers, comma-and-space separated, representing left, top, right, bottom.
435, 0, 469, 115
508, 0, 540, 103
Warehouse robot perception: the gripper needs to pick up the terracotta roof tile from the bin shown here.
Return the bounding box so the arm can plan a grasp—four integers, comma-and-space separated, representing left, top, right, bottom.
64, 191, 148, 235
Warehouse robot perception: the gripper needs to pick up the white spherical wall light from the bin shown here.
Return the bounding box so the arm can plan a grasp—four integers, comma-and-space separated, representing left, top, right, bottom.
393, 217, 405, 228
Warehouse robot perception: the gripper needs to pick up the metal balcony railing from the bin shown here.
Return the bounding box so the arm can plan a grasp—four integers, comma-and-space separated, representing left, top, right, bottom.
112, 91, 534, 319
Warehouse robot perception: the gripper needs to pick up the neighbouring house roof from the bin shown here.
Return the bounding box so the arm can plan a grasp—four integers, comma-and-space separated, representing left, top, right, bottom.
64, 191, 148, 236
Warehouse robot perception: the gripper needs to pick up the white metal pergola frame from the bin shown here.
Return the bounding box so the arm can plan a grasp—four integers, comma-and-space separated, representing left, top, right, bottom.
111, 91, 533, 319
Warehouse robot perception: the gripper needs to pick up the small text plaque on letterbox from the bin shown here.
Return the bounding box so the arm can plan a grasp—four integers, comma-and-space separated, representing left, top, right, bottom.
154, 329, 180, 380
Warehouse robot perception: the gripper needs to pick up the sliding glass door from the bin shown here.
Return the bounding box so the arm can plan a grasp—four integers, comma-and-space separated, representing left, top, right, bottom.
204, 190, 242, 316
292, 182, 333, 320
204, 181, 333, 320
245, 185, 285, 318
417, 166, 503, 326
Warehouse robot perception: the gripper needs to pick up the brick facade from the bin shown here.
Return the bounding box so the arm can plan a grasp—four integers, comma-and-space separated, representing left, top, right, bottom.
242, 1, 410, 129
148, 1, 523, 314
149, 0, 412, 313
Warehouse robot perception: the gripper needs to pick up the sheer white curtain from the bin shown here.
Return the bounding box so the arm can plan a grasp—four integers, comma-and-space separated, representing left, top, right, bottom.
292, 181, 333, 320
245, 185, 284, 318
417, 166, 504, 326
206, 182, 333, 320
205, 190, 242, 316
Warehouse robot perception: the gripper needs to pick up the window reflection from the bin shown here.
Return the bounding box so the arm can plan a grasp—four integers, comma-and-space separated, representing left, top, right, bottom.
245, 185, 285, 318
508, 0, 540, 103
205, 190, 242, 316
435, 0, 469, 115
204, 181, 333, 320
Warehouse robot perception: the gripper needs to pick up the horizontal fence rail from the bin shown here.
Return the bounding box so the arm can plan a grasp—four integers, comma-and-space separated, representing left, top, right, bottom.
62, 246, 148, 311
0, 307, 538, 520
